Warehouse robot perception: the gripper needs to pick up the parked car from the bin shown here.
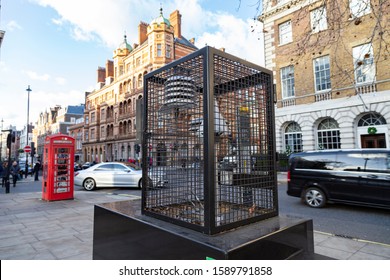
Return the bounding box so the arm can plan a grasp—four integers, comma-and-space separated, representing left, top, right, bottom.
75, 162, 144, 191
220, 155, 237, 170
287, 149, 390, 209
18, 162, 33, 175
74, 163, 82, 172
148, 168, 169, 188
81, 162, 92, 169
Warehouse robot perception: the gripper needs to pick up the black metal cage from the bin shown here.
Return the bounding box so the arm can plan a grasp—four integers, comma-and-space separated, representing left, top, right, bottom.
142, 46, 277, 234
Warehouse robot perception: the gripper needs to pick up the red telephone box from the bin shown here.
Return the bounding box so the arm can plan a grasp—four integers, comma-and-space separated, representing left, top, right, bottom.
42, 134, 75, 201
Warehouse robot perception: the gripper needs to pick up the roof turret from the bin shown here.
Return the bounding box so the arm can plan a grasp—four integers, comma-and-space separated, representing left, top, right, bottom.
118, 34, 132, 52
150, 7, 171, 27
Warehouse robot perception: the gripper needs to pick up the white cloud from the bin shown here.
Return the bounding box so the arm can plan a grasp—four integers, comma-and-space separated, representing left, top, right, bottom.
71, 26, 96, 42
166, 0, 264, 65
30, 0, 264, 65
25, 70, 51, 81
55, 77, 66, 85
28, 89, 85, 121
196, 16, 264, 65
0, 61, 8, 72
51, 17, 64, 26
6, 20, 22, 31
31, 0, 148, 48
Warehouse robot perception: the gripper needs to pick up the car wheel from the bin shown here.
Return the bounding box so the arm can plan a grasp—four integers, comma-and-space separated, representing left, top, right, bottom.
83, 178, 96, 191
303, 187, 326, 208
138, 179, 143, 189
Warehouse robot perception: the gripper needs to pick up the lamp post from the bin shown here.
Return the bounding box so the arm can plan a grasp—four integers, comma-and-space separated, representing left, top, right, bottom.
25, 85, 32, 178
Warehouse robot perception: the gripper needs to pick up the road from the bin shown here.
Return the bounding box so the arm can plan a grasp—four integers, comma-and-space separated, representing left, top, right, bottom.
4, 174, 389, 245
277, 182, 390, 245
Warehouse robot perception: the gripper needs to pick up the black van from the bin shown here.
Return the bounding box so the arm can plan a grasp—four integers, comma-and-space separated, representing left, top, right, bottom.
287, 149, 390, 209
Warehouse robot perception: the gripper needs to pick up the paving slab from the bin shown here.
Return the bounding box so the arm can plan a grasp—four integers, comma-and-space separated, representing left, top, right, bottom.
0, 190, 389, 260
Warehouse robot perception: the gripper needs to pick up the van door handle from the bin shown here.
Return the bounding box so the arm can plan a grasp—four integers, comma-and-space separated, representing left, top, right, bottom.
366, 174, 378, 179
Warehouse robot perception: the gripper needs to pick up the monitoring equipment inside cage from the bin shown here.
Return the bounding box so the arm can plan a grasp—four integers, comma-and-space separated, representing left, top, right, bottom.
163, 75, 196, 109
142, 46, 278, 235
188, 99, 229, 137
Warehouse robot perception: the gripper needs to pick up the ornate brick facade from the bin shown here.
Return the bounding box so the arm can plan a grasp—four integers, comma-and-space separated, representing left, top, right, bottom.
82, 9, 198, 163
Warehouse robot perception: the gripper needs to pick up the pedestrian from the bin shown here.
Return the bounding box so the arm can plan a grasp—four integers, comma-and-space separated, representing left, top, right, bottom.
0, 161, 4, 187
10, 161, 21, 187
33, 160, 41, 181
2, 161, 10, 190
2, 161, 9, 187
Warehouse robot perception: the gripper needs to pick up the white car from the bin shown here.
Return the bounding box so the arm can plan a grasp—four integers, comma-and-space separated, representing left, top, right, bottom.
74, 162, 143, 191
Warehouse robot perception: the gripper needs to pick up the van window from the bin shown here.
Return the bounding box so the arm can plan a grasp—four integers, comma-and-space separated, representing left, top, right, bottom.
363, 153, 390, 173
295, 154, 336, 170
334, 153, 365, 171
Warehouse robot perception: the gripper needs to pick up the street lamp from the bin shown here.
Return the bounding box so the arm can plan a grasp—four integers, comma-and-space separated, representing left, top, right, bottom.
25, 85, 32, 178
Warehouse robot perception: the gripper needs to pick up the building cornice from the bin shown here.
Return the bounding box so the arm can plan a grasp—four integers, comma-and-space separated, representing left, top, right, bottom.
258, 0, 306, 22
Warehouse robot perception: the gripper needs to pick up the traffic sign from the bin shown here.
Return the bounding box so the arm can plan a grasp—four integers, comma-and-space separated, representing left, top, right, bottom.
24, 145, 31, 153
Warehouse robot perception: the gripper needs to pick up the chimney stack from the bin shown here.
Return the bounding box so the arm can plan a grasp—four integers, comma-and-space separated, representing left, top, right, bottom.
138, 22, 148, 45
106, 60, 114, 78
170, 10, 182, 38
97, 67, 106, 83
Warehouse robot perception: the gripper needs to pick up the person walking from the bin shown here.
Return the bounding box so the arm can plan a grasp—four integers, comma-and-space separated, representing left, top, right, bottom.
33, 160, 41, 181
2, 161, 10, 192
10, 161, 21, 187
2, 161, 9, 187
0, 161, 4, 187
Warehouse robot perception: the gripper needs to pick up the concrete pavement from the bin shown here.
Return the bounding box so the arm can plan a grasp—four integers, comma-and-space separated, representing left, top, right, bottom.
0, 177, 389, 260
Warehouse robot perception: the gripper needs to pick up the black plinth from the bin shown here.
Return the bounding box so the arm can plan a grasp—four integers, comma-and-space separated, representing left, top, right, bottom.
93, 200, 314, 260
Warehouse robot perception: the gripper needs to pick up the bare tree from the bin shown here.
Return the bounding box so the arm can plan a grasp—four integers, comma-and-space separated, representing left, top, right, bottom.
253, 0, 390, 94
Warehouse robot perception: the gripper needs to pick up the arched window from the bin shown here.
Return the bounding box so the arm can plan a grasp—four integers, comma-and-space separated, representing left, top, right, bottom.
119, 122, 123, 135
317, 118, 340, 150
284, 122, 302, 153
127, 80, 131, 92
128, 120, 132, 133
121, 145, 125, 161
123, 121, 127, 134
358, 113, 386, 126
123, 101, 127, 114
128, 99, 132, 113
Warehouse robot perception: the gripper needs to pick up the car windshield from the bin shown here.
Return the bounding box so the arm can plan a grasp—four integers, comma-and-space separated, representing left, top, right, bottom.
94, 164, 116, 171
92, 163, 137, 172
122, 162, 141, 170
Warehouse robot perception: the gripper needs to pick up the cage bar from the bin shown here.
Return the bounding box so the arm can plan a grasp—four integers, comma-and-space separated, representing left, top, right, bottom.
142, 46, 277, 234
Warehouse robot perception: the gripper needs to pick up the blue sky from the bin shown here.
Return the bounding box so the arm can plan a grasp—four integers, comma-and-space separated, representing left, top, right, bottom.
0, 0, 265, 130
